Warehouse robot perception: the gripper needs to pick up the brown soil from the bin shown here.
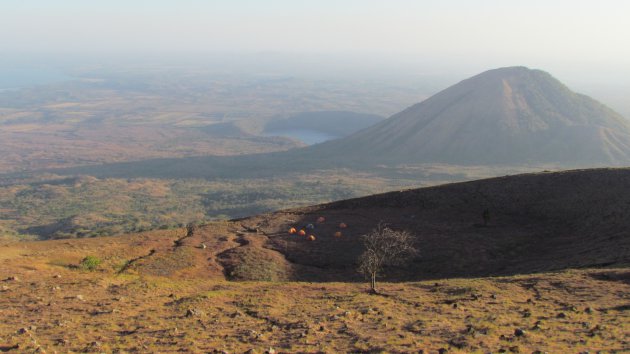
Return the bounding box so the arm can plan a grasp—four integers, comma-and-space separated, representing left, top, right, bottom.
0, 168, 629, 351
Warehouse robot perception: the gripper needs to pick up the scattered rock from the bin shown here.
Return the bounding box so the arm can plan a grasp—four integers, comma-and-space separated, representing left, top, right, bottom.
86, 341, 102, 351
0, 345, 19, 352
588, 324, 603, 336
556, 312, 567, 318
438, 348, 448, 354
5, 276, 18, 281
1, 285, 9, 292
16, 327, 29, 334
491, 294, 497, 299
509, 345, 521, 353
76, 295, 84, 301
265, 348, 276, 354
514, 328, 526, 337
53, 274, 61, 278
448, 337, 468, 349
186, 308, 204, 317
585, 307, 594, 314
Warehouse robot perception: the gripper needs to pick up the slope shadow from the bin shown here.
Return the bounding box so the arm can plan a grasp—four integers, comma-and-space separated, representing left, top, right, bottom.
589, 271, 630, 286
229, 169, 630, 282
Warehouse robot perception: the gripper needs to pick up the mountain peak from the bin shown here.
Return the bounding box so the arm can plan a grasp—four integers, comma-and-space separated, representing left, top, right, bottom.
308, 67, 630, 166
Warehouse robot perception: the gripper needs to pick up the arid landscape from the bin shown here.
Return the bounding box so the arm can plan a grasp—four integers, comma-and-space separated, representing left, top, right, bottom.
1, 169, 629, 352
0, 71, 418, 173
2, 1, 630, 352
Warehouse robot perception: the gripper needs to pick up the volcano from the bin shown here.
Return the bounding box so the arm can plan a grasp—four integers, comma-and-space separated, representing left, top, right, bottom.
309, 66, 630, 166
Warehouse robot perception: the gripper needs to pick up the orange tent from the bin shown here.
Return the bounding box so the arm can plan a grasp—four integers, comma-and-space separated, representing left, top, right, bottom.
298, 229, 306, 236
289, 227, 297, 234
334, 231, 342, 238
317, 216, 326, 223
339, 222, 348, 229
308, 235, 316, 241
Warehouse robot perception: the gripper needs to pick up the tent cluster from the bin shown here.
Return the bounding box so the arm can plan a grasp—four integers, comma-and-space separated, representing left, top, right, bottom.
287, 216, 349, 241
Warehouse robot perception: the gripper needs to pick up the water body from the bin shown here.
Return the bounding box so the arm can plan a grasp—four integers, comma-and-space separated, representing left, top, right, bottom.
264, 129, 339, 145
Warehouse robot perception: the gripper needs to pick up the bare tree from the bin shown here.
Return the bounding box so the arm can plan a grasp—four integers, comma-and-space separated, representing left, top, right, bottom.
358, 223, 417, 293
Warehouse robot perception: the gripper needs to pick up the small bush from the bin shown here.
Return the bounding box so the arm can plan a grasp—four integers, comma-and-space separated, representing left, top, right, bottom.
79, 255, 102, 271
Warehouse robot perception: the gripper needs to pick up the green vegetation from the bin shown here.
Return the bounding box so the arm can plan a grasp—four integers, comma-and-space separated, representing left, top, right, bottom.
0, 171, 416, 239
0, 162, 545, 240
79, 255, 102, 271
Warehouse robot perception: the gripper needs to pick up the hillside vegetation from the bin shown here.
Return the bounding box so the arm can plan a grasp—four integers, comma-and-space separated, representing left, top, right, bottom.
1, 168, 629, 352
0, 171, 412, 239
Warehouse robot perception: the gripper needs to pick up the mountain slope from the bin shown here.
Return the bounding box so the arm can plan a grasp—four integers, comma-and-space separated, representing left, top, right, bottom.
308, 66, 630, 166
3, 168, 629, 282
229, 167, 630, 281
43, 168, 625, 282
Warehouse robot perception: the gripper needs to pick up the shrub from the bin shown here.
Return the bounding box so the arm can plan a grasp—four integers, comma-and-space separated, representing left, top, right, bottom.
79, 255, 102, 271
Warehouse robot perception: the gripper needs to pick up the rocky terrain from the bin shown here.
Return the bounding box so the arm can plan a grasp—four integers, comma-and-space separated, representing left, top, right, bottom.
0, 168, 629, 352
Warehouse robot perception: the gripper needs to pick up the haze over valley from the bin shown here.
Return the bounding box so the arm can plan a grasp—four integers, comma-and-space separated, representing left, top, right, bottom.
1, 1, 629, 352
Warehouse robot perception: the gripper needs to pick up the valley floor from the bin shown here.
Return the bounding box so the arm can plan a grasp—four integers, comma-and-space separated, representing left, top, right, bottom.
0, 233, 628, 353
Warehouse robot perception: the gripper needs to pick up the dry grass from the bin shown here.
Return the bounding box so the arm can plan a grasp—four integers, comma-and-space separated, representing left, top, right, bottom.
0, 230, 628, 353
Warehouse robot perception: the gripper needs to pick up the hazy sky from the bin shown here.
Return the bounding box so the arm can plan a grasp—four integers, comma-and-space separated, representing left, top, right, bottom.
1, 0, 629, 82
